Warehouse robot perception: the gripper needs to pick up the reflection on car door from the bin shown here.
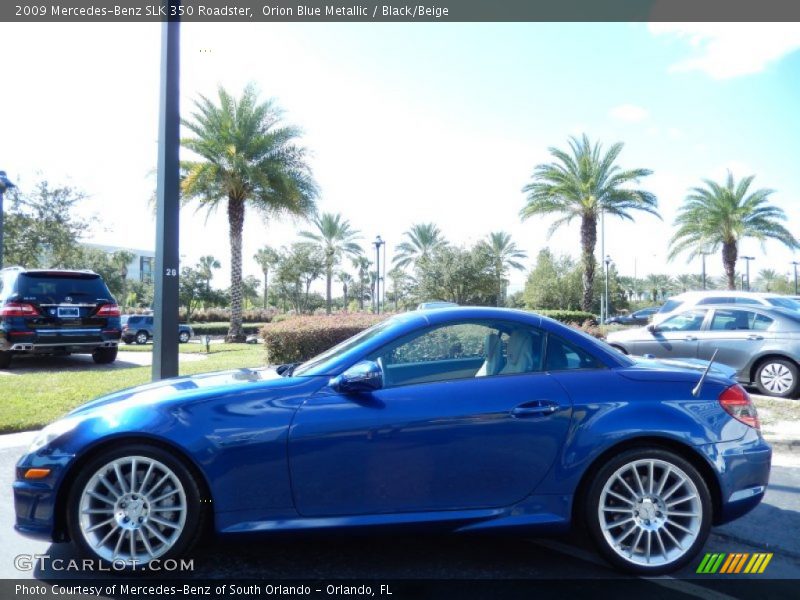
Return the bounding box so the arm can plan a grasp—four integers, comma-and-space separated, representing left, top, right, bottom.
697, 308, 770, 374
635, 309, 708, 360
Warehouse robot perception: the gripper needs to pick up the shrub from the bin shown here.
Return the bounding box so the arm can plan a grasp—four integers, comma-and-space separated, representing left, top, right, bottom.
567, 319, 605, 340
534, 309, 598, 325
178, 308, 276, 323
262, 313, 389, 365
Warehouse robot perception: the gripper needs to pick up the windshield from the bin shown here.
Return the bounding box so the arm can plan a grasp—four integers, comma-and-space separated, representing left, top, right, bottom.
292, 317, 399, 376
767, 297, 800, 310
658, 299, 683, 313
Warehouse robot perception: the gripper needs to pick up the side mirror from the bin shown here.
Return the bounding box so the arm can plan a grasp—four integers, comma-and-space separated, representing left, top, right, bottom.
330, 360, 383, 394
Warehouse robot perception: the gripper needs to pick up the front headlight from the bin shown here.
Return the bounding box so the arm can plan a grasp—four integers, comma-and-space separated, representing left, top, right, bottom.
28, 417, 82, 453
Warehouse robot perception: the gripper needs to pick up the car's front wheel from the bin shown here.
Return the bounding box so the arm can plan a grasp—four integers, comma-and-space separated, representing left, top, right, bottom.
755, 358, 799, 398
179, 331, 190, 344
135, 331, 149, 345
585, 448, 711, 574
66, 444, 206, 568
92, 347, 118, 364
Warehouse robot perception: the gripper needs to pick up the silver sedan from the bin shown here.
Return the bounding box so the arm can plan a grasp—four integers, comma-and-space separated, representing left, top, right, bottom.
606, 304, 800, 398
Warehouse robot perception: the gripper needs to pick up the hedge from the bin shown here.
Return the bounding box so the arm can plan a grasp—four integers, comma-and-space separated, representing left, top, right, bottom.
533, 309, 598, 325
261, 314, 388, 365
190, 322, 267, 336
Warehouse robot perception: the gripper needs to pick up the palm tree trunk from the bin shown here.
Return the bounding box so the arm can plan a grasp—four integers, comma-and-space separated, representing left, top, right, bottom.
343, 283, 348, 312
226, 197, 246, 342
580, 214, 597, 312
325, 266, 333, 315
723, 240, 738, 290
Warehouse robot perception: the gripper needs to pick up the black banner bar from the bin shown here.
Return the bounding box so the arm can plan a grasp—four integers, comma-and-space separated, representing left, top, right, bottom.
4, 0, 800, 23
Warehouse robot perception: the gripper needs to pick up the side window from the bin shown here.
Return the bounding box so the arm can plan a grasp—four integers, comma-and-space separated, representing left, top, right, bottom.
658, 309, 707, 332
753, 314, 774, 331
544, 335, 601, 371
371, 322, 543, 387
711, 309, 755, 331
734, 297, 760, 305
146, 317, 154, 325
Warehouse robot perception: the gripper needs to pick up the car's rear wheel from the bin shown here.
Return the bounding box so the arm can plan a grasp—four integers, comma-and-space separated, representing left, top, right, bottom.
135, 331, 149, 345
755, 358, 799, 398
0, 351, 11, 369
179, 331, 190, 344
92, 347, 118, 364
585, 448, 711, 574
66, 444, 206, 568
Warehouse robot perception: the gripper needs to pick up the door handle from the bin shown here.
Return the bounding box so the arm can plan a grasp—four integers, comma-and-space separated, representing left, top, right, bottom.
684, 335, 697, 341
511, 400, 558, 417
747, 334, 763, 341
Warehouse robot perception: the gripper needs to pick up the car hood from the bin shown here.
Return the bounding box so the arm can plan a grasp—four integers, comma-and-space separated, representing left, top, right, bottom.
620, 356, 737, 382
68, 366, 296, 416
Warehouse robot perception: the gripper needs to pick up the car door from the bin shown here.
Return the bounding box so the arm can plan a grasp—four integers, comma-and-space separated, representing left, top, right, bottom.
288, 320, 573, 517
634, 309, 708, 359
697, 308, 770, 372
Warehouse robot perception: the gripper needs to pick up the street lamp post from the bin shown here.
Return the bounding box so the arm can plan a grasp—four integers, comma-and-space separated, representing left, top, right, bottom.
701, 253, 707, 290
600, 207, 605, 323
373, 236, 384, 314
604, 254, 612, 321
741, 256, 754, 291
792, 261, 800, 295
0, 171, 16, 270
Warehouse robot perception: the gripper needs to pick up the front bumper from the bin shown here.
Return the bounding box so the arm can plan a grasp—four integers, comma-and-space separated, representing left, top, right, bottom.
698, 429, 772, 525
14, 452, 76, 542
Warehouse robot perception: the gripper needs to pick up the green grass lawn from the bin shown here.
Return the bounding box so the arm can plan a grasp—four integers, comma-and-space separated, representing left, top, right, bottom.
0, 344, 265, 434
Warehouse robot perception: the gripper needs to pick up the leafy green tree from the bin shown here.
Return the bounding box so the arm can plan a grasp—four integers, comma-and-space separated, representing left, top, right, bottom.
675, 273, 695, 293
2, 180, 94, 268
300, 212, 362, 314
179, 266, 207, 322
274, 243, 325, 314
414, 245, 496, 306
520, 134, 659, 311
669, 172, 798, 290
352, 256, 372, 310
127, 279, 154, 308
392, 223, 448, 269
181, 84, 318, 341
523, 249, 583, 310
337, 271, 354, 311
387, 267, 411, 311
241, 275, 261, 309
253, 246, 280, 309
755, 269, 784, 293
478, 231, 527, 306
197, 255, 221, 295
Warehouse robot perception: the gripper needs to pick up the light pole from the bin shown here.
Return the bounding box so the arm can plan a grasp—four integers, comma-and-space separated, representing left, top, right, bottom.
700, 252, 708, 290
604, 254, 612, 321
793, 261, 800, 295
373, 236, 384, 314
0, 171, 16, 270
600, 207, 605, 322
741, 256, 754, 291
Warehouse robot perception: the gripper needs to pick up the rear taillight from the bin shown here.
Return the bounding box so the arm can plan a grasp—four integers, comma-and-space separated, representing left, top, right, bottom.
0, 302, 39, 317
96, 304, 121, 317
719, 384, 760, 431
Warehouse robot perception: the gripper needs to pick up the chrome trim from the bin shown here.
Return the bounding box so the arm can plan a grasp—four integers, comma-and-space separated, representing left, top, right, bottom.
728, 486, 766, 503
34, 329, 103, 334
10, 341, 117, 350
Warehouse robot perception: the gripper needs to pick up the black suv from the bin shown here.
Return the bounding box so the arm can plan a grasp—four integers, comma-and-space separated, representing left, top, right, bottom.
0, 267, 121, 368
121, 315, 193, 345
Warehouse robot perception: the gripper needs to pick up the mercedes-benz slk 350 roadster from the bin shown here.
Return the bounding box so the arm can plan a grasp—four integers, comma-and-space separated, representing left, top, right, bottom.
14, 307, 771, 574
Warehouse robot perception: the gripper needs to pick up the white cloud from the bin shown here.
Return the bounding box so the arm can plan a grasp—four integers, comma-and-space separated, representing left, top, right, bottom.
609, 104, 650, 122
648, 22, 800, 79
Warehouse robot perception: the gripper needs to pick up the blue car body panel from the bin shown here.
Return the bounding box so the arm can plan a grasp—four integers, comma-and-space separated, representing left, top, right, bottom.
14, 307, 771, 543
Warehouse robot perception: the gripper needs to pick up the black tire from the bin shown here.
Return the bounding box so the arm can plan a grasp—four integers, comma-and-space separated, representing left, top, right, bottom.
66, 443, 207, 569
754, 357, 799, 398
584, 448, 712, 575
179, 331, 190, 344
0, 351, 11, 369
92, 347, 118, 364
135, 331, 149, 345
123, 337, 134, 345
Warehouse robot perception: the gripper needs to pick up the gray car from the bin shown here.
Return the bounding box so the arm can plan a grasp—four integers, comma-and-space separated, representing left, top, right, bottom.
606, 304, 800, 398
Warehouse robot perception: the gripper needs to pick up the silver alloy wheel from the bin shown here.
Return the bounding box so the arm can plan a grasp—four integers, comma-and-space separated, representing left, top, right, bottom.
136, 332, 148, 345
78, 455, 187, 564
759, 362, 794, 395
598, 458, 702, 567
179, 332, 190, 343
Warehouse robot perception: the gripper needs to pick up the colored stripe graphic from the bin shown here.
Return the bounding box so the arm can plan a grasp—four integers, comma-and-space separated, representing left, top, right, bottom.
697, 552, 773, 574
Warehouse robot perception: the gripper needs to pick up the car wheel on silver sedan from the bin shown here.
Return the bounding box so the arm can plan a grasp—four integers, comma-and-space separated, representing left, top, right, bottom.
586, 448, 712, 574
755, 358, 799, 398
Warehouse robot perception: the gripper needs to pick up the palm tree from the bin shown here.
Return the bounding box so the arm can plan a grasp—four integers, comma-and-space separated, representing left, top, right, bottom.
478, 231, 527, 306
300, 212, 362, 314
337, 271, 354, 311
181, 84, 318, 341
675, 273, 695, 293
756, 268, 782, 292
520, 134, 659, 312
352, 256, 372, 310
254, 246, 280, 309
387, 267, 409, 311
197, 255, 221, 295
669, 172, 798, 290
392, 223, 447, 269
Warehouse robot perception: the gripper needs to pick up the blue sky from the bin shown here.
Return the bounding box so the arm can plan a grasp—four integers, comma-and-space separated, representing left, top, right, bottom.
1, 22, 799, 292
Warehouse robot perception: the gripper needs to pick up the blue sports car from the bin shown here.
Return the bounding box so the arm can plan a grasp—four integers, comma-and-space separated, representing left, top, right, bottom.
14, 307, 770, 574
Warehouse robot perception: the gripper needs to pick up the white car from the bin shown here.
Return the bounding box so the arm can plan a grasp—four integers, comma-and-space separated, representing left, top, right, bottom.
653, 291, 800, 325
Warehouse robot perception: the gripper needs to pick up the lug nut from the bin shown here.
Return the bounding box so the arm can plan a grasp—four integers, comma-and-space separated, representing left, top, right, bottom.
120, 502, 127, 509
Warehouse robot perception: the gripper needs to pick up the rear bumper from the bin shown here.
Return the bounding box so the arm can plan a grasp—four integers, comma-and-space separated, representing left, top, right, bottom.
698, 429, 772, 525
1, 328, 120, 352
